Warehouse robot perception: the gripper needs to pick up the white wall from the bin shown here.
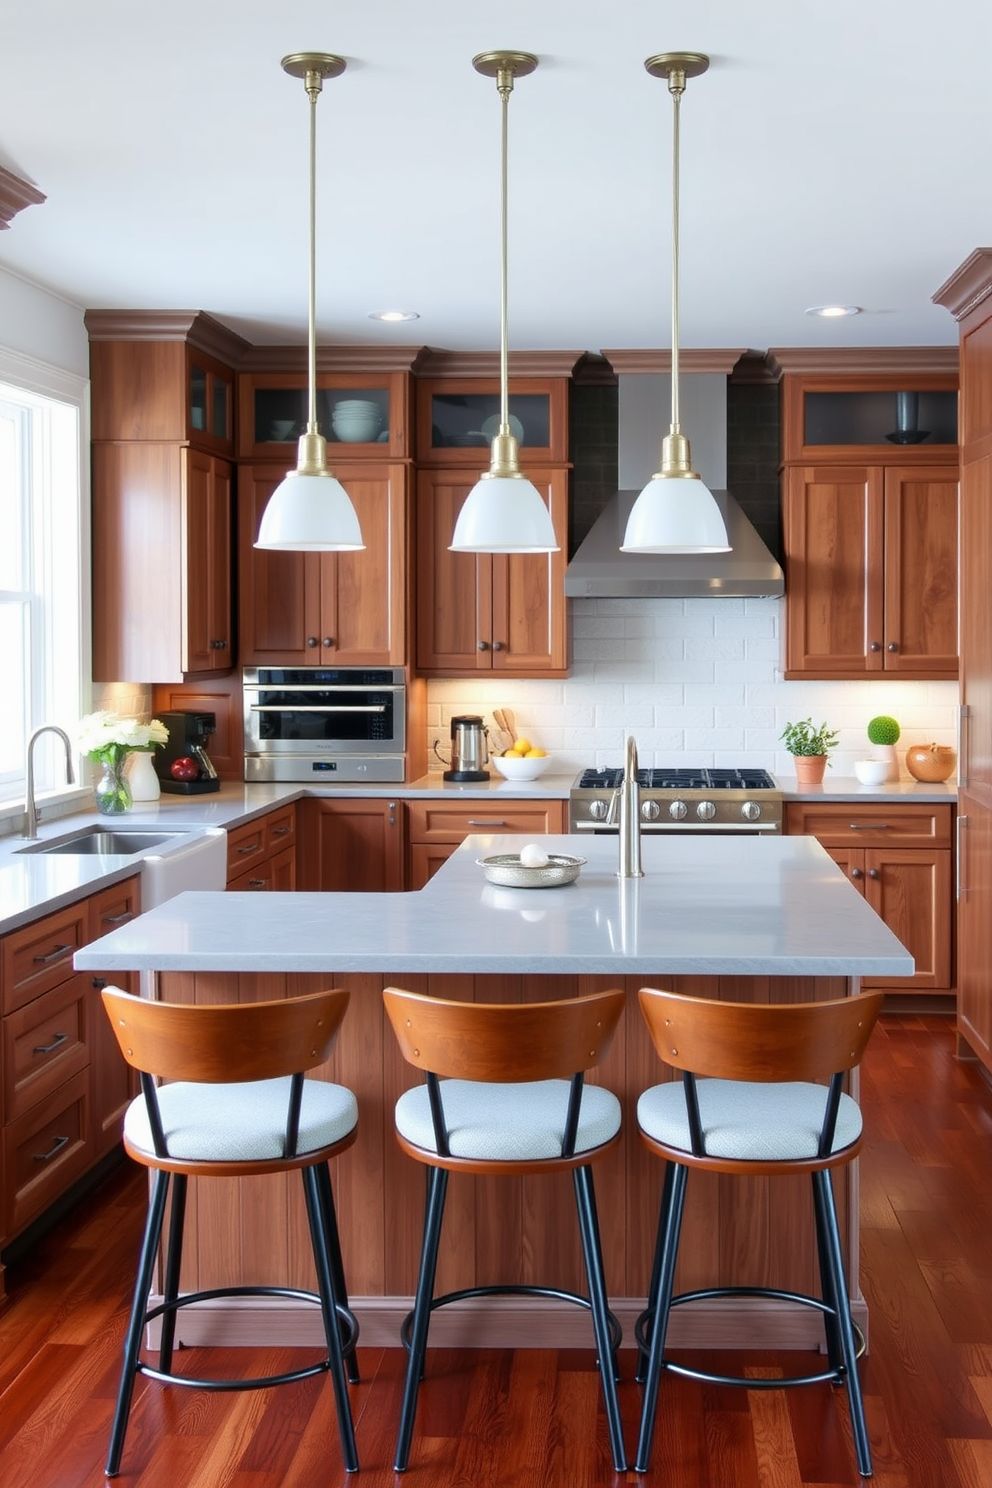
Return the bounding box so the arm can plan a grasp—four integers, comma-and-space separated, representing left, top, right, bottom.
0, 263, 87, 376
426, 597, 960, 780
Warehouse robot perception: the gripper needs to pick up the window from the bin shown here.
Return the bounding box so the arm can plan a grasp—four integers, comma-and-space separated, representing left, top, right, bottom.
0, 347, 89, 811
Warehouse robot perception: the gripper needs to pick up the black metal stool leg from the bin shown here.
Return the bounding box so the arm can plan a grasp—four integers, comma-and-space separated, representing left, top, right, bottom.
573, 1164, 628, 1472
314, 1161, 360, 1384
814, 1169, 873, 1477
394, 1165, 448, 1473
637, 1161, 677, 1384
106, 1169, 170, 1477
811, 1170, 843, 1375
635, 1162, 688, 1474
302, 1166, 359, 1473
157, 1173, 187, 1374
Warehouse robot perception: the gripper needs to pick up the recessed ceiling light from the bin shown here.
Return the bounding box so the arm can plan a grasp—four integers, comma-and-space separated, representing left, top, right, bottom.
805, 304, 862, 318
367, 309, 420, 323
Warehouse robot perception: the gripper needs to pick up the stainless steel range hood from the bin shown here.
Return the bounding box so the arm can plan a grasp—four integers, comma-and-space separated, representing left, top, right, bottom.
564, 373, 784, 599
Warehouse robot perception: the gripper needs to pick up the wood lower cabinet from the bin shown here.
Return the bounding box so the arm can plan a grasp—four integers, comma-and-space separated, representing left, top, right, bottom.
297, 798, 406, 891
238, 464, 409, 666
785, 802, 953, 992
416, 468, 568, 676
406, 799, 567, 888
225, 805, 297, 891
783, 463, 958, 679
0, 878, 141, 1292
956, 794, 992, 1063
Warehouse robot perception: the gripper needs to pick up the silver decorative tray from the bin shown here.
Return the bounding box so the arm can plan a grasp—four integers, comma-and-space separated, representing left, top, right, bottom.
477, 853, 586, 889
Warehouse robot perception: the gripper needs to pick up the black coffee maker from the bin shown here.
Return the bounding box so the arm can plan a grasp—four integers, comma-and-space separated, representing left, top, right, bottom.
154, 711, 221, 794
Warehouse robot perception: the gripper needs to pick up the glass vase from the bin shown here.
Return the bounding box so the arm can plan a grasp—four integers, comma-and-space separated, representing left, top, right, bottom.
94, 755, 133, 815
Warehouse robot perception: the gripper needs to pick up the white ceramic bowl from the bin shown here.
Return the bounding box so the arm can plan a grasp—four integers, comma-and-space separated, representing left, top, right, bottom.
491, 753, 552, 782
854, 759, 890, 785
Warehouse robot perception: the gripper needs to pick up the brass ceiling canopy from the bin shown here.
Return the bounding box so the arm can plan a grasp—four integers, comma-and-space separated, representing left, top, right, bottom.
472, 50, 539, 84
281, 52, 347, 85
644, 51, 710, 83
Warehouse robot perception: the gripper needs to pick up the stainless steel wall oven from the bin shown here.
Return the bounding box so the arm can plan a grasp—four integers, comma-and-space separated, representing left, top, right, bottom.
243, 667, 406, 783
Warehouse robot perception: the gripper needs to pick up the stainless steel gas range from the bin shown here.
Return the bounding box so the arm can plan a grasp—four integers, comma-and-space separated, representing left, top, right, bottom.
569, 767, 783, 835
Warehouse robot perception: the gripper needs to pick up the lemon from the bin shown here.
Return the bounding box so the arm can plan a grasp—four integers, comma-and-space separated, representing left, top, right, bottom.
503, 748, 523, 757
525, 748, 546, 758
513, 737, 532, 754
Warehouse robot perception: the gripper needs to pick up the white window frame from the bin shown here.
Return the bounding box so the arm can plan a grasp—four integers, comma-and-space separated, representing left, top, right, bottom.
0, 345, 91, 824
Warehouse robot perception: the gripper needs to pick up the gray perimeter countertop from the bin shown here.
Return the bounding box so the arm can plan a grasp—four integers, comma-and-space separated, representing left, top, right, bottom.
75, 832, 914, 980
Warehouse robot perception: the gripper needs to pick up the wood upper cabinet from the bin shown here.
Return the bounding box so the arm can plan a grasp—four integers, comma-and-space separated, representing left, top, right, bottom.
92, 446, 233, 682
236, 366, 413, 463
86, 311, 245, 683
416, 467, 568, 675
783, 463, 958, 679
784, 802, 953, 991
238, 462, 409, 666
775, 357, 959, 682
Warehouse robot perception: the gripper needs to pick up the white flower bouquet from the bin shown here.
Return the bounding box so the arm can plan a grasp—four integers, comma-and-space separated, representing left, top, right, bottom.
76, 710, 169, 766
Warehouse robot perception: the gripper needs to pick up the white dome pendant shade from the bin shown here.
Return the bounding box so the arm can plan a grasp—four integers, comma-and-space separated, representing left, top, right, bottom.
256, 434, 364, 551
451, 52, 559, 557
622, 52, 730, 557
255, 53, 364, 554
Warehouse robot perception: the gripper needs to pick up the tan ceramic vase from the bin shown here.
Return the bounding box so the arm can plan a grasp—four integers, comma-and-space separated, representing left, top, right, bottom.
905, 743, 956, 782
793, 754, 828, 785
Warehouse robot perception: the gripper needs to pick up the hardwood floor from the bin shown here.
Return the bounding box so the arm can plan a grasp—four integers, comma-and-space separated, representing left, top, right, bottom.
1, 1013, 991, 1486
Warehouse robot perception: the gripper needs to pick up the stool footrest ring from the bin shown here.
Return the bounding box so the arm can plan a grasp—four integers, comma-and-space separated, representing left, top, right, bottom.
636, 1284, 865, 1391
401, 1283, 622, 1356
139, 1284, 359, 1393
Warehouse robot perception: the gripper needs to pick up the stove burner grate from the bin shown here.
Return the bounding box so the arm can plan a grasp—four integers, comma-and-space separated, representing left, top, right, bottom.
576, 767, 777, 792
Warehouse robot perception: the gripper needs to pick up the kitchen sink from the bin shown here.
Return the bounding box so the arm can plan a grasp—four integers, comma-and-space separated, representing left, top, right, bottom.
17, 825, 194, 857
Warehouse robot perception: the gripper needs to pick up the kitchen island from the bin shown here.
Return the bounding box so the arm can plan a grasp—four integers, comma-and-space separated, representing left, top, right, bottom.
76, 833, 911, 1352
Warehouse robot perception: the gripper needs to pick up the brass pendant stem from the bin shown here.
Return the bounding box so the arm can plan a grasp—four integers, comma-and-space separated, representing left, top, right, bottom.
307, 80, 318, 437
670, 75, 682, 438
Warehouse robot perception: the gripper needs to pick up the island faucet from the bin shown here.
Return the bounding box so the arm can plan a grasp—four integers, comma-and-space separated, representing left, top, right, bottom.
24, 724, 75, 839
617, 734, 644, 879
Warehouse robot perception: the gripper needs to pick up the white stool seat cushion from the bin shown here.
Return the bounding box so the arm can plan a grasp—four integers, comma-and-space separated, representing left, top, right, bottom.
124, 1077, 358, 1163
637, 1078, 862, 1162
395, 1078, 621, 1162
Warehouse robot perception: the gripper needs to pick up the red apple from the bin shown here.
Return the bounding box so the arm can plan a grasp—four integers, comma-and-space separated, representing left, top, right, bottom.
170, 756, 200, 782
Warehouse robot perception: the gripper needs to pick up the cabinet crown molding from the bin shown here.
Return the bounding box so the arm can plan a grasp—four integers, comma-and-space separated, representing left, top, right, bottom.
601, 348, 747, 376
239, 344, 431, 375
84, 309, 252, 366
767, 346, 958, 378
0, 164, 45, 229
932, 249, 992, 324
414, 348, 584, 378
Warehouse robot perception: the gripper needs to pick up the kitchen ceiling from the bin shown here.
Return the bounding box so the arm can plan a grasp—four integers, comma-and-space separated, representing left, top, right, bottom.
1, 0, 988, 354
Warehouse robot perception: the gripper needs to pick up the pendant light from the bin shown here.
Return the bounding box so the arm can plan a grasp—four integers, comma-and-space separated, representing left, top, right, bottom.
450, 52, 559, 555
255, 53, 364, 552
622, 53, 730, 555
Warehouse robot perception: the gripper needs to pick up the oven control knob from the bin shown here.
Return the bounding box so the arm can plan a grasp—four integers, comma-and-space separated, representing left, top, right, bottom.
669, 799, 688, 821
588, 799, 609, 821
696, 800, 717, 821
741, 800, 762, 822
641, 800, 661, 821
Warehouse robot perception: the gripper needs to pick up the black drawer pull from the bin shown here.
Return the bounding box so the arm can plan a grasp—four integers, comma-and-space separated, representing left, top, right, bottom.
33, 943, 72, 965
247, 877, 268, 889
102, 911, 133, 925
271, 825, 291, 837
33, 1032, 69, 1055
237, 842, 260, 855
33, 1134, 70, 1163
848, 823, 889, 831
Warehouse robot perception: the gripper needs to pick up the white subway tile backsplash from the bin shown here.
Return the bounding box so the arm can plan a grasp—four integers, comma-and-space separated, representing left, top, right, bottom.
423, 598, 959, 775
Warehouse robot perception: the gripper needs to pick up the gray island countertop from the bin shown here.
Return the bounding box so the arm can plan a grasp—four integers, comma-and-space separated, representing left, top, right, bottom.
75, 832, 913, 980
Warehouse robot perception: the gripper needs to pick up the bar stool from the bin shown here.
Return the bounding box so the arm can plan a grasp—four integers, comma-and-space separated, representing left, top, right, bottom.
100, 986, 361, 1477
634, 988, 884, 1478
382, 985, 628, 1473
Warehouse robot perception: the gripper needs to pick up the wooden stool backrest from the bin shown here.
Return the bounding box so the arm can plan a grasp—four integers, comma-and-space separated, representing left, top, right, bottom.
638, 988, 884, 1083
101, 987, 350, 1083
383, 987, 625, 1082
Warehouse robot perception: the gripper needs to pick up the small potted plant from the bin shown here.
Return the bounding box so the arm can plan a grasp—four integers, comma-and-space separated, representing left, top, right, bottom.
866, 715, 901, 782
780, 717, 839, 786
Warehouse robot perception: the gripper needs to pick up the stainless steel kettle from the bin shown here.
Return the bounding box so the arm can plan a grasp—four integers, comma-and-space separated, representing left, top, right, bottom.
443, 715, 490, 782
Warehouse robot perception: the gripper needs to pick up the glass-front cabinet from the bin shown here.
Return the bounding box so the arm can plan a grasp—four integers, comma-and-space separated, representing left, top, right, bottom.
415, 376, 569, 464
778, 365, 959, 463
187, 351, 233, 450
237, 369, 412, 461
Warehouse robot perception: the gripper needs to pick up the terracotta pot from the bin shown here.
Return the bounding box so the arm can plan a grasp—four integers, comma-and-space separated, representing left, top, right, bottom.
905, 743, 956, 783
793, 754, 828, 785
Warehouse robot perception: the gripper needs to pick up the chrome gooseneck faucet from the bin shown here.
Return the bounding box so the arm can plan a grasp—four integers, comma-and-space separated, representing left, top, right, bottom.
617, 734, 644, 879
24, 725, 75, 839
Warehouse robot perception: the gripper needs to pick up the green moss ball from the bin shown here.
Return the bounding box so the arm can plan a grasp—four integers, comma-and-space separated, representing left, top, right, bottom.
867, 715, 901, 745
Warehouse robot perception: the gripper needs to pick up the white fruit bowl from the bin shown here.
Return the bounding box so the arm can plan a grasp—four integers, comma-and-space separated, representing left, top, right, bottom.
491, 753, 551, 782
854, 759, 891, 785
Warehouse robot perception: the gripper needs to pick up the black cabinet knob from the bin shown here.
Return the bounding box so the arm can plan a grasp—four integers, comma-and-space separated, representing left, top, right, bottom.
306, 636, 318, 648
887, 642, 898, 653
477, 640, 489, 651
870, 642, 881, 652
